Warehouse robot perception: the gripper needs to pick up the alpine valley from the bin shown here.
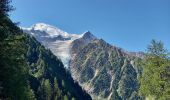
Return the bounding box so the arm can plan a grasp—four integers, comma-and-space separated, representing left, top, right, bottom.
23, 23, 144, 100
1, 0, 170, 100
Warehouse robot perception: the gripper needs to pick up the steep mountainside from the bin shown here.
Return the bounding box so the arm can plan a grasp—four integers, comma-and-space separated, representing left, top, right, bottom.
70, 39, 142, 100
26, 35, 92, 100
24, 23, 143, 100
0, 15, 91, 100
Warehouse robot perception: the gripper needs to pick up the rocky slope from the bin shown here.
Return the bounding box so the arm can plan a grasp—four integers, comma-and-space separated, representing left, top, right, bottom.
71, 31, 96, 57
70, 39, 142, 100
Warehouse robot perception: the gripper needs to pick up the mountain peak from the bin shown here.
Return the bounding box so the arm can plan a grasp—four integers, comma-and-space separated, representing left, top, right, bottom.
28, 23, 70, 37
33, 23, 49, 27
82, 31, 92, 36
82, 31, 96, 40
32, 23, 55, 30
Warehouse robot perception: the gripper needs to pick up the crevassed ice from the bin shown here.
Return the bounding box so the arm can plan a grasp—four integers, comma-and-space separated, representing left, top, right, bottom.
46, 40, 73, 68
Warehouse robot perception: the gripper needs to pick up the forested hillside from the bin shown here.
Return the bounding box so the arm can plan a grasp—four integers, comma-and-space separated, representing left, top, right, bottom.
25, 34, 91, 100
0, 0, 91, 99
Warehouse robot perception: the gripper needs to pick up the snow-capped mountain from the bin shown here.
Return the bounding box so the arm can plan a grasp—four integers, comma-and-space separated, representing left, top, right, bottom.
23, 23, 145, 99
23, 23, 93, 68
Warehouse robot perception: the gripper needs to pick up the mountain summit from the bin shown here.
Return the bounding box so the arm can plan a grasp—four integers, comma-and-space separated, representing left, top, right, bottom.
82, 31, 96, 40
24, 23, 82, 40
31, 23, 70, 37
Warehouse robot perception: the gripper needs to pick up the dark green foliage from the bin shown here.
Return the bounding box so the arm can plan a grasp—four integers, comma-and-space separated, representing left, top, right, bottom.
0, 0, 14, 15
0, 7, 91, 100
147, 39, 168, 58
25, 35, 91, 100
41, 79, 52, 99
0, 14, 35, 100
54, 77, 62, 100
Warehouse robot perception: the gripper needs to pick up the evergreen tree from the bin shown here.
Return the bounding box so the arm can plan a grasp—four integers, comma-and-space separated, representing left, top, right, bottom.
139, 39, 170, 99
0, 0, 14, 15
63, 95, 69, 100
54, 77, 61, 100
0, 1, 92, 99
0, 16, 35, 99
42, 79, 52, 100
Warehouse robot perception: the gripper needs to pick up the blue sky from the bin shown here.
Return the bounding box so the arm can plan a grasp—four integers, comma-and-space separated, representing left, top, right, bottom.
11, 0, 170, 52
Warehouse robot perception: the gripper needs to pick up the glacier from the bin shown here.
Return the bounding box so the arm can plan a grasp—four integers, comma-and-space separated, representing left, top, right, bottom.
23, 23, 83, 68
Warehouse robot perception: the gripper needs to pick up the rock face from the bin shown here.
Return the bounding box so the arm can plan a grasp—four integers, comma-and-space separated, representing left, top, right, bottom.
70, 39, 142, 100
24, 23, 143, 100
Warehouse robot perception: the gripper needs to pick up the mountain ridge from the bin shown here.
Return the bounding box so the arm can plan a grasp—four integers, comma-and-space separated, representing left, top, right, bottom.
21, 23, 144, 61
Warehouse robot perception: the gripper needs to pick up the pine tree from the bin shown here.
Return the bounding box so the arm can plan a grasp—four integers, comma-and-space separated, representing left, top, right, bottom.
0, 0, 14, 15
139, 39, 170, 99
63, 95, 69, 100
42, 79, 52, 100
54, 77, 61, 100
